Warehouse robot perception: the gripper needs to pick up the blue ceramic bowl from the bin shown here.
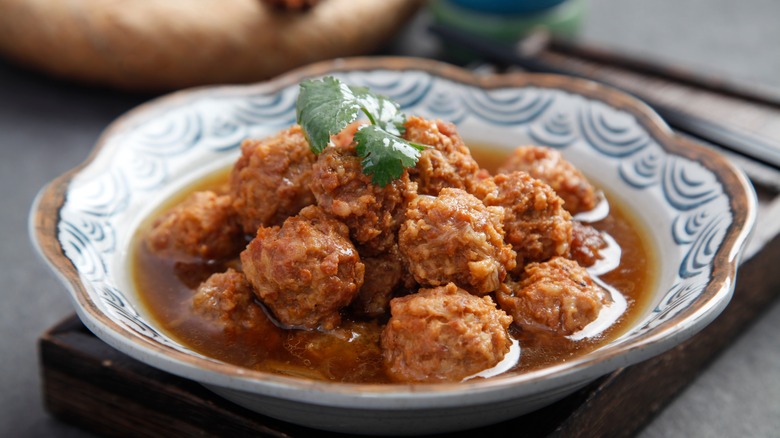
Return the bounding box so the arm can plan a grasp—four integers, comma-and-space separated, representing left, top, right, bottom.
449, 0, 567, 14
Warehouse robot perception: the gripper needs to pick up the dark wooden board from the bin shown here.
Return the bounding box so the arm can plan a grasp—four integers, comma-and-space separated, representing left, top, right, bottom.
39, 230, 780, 437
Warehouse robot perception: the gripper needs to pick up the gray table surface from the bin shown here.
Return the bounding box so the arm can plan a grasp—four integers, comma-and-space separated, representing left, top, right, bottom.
2, 1, 779, 436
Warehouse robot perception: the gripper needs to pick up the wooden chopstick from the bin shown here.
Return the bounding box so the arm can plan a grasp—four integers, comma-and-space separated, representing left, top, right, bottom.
428, 23, 780, 171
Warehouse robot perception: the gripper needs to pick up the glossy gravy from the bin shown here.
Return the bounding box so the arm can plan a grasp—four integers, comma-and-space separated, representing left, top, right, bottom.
133, 146, 656, 383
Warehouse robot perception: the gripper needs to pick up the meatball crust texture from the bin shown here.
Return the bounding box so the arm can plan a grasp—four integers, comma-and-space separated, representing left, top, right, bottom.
402, 116, 480, 196
570, 221, 608, 267
191, 268, 268, 335
381, 283, 513, 383
399, 188, 516, 295
498, 146, 598, 215
230, 125, 316, 233
310, 142, 417, 256
473, 171, 573, 270
496, 257, 611, 336
146, 190, 243, 261
240, 205, 364, 330
350, 245, 416, 318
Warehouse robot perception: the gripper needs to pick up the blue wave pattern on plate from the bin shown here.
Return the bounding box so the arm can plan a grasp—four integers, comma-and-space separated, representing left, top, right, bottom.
60, 88, 301, 346
464, 86, 555, 126
579, 101, 651, 157
59, 69, 732, 346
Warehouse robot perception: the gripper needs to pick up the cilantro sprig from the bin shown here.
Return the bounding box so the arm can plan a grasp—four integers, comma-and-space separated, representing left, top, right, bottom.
296, 76, 425, 186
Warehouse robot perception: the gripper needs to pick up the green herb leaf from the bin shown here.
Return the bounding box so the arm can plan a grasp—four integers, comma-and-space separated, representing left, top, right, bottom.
349, 85, 406, 137
296, 76, 424, 186
354, 125, 424, 187
296, 77, 362, 154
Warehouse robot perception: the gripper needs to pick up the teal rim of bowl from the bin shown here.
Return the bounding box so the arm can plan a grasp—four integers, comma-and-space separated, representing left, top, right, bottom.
429, 0, 586, 43
449, 0, 567, 14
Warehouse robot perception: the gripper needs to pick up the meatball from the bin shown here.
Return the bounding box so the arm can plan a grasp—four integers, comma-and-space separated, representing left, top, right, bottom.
350, 245, 416, 318
496, 257, 611, 336
402, 116, 480, 196
230, 125, 316, 233
497, 146, 598, 215
473, 171, 572, 270
191, 268, 268, 335
570, 221, 607, 267
146, 190, 243, 261
381, 283, 513, 383
310, 142, 416, 256
398, 188, 516, 295
240, 205, 364, 330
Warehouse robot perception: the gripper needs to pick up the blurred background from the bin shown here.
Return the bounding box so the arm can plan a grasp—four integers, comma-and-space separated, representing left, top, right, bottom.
2, 0, 778, 436
579, 0, 780, 90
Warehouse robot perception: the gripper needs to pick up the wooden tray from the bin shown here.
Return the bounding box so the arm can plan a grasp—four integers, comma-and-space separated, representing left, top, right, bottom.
39, 227, 780, 437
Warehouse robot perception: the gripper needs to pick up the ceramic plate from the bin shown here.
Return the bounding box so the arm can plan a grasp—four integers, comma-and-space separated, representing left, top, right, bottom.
31, 57, 755, 435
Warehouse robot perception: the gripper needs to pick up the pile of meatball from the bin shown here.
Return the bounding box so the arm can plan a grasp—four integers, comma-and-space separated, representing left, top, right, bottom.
146, 116, 612, 383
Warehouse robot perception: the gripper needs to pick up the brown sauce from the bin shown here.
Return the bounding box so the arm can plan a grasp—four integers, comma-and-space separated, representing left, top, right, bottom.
133, 146, 657, 383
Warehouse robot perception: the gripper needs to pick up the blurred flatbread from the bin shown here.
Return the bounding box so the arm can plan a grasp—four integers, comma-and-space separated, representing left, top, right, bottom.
0, 0, 423, 91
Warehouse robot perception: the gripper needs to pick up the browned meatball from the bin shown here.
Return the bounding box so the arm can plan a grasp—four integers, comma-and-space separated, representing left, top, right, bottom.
497, 146, 598, 215
381, 283, 513, 383
310, 142, 416, 256
473, 171, 572, 270
496, 257, 611, 336
570, 221, 607, 267
350, 245, 416, 318
192, 268, 269, 335
230, 125, 316, 233
240, 205, 365, 330
403, 116, 481, 196
398, 188, 516, 295
146, 190, 243, 261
